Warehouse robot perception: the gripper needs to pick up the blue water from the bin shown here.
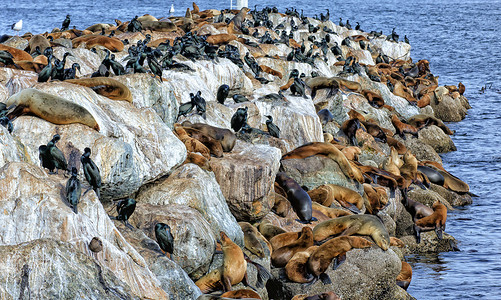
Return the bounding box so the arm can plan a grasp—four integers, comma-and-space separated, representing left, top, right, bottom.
2, 0, 500, 299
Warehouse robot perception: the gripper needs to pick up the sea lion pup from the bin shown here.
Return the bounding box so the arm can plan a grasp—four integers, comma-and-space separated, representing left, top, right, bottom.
258, 220, 287, 241
239, 222, 266, 258
362, 89, 384, 108
406, 114, 454, 135
281, 142, 364, 183
305, 77, 340, 100
174, 124, 211, 159
308, 184, 364, 213
183, 127, 224, 158
312, 215, 390, 251
195, 231, 248, 293
272, 192, 293, 217
220, 289, 262, 299
65, 78, 133, 102
312, 202, 352, 219
391, 114, 419, 139
307, 236, 373, 282
182, 121, 236, 152
271, 227, 314, 268
275, 172, 316, 224
414, 200, 447, 242
5, 88, 100, 131
396, 261, 413, 290
285, 246, 319, 283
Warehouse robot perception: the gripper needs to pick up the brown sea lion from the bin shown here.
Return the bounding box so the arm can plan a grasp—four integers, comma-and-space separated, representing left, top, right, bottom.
282, 142, 364, 183
308, 184, 364, 212
340, 146, 361, 161
260, 65, 283, 78
6, 88, 100, 131
406, 114, 454, 135
311, 202, 352, 219
141, 21, 177, 32
399, 151, 418, 189
206, 33, 237, 45
239, 222, 269, 258
28, 34, 51, 54
195, 231, 248, 293
307, 236, 372, 281
65, 78, 133, 102
458, 82, 465, 95
291, 292, 341, 300
183, 127, 224, 158
275, 172, 315, 223
185, 152, 211, 171
312, 215, 390, 250
230, 7, 251, 30
414, 200, 447, 242
362, 90, 384, 108
11, 60, 45, 72
396, 261, 412, 290
272, 192, 293, 217
390, 237, 405, 248
270, 230, 302, 251
182, 121, 236, 152
221, 289, 262, 299
174, 124, 211, 159
280, 78, 295, 91
305, 77, 339, 99
271, 226, 314, 267
285, 246, 318, 283
391, 114, 419, 139
258, 220, 287, 241
0, 44, 32, 62
363, 183, 388, 214
402, 198, 433, 243
72, 35, 124, 52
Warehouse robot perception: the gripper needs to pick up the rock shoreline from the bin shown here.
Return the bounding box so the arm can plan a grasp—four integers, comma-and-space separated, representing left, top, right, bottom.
0, 5, 472, 300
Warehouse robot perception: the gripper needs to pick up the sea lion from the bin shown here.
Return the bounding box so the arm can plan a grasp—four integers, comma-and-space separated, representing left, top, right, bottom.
65, 78, 133, 102
312, 202, 352, 219
362, 90, 384, 108
282, 142, 364, 183
271, 226, 314, 267
390, 237, 405, 248
406, 114, 454, 135
239, 222, 266, 258
220, 289, 262, 300
341, 146, 361, 161
414, 200, 447, 242
6, 88, 100, 131
305, 77, 339, 99
141, 21, 177, 32
28, 34, 51, 54
386, 136, 407, 154
258, 220, 287, 241
308, 184, 364, 212
391, 114, 419, 139
275, 172, 315, 224
307, 236, 372, 280
270, 230, 303, 251
458, 82, 465, 95
399, 151, 418, 189
341, 118, 362, 146
72, 35, 124, 52
312, 215, 390, 250
206, 33, 237, 45
260, 65, 283, 78
317, 109, 334, 125
417, 165, 445, 186
0, 44, 32, 61
174, 124, 211, 159
285, 246, 318, 283
185, 152, 211, 171
183, 127, 224, 158
195, 231, 248, 293
272, 192, 293, 217
182, 121, 236, 152
363, 183, 388, 214
396, 261, 413, 290
291, 292, 341, 300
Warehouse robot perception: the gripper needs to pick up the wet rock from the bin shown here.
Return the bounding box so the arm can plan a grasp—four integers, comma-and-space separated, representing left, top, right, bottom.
267, 248, 406, 300
135, 163, 244, 246
396, 135, 442, 164
418, 125, 456, 153
431, 88, 467, 122
400, 232, 459, 254
408, 188, 453, 210
210, 141, 281, 221
429, 183, 473, 206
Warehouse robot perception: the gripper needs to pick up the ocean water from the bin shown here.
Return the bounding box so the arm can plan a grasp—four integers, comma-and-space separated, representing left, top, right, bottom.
2, 0, 500, 299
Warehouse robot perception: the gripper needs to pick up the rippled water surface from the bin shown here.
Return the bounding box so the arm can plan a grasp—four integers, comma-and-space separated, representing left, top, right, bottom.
2, 0, 501, 298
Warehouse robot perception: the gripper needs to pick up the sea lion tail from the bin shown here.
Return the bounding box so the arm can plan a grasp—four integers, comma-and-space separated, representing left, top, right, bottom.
245, 254, 271, 288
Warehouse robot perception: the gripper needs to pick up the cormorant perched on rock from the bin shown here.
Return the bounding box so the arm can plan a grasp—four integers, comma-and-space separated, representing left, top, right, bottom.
81, 147, 101, 199
38, 55, 53, 82
128, 16, 142, 32
39, 145, 55, 173
217, 84, 230, 105
265, 115, 280, 138
147, 53, 163, 82
177, 101, 194, 120
61, 15, 71, 31
65, 167, 81, 214
231, 106, 248, 132
232, 94, 249, 103
0, 116, 13, 133
404, 35, 410, 44
345, 20, 352, 30
331, 42, 342, 56
110, 54, 125, 75
116, 198, 136, 229
192, 91, 206, 118
47, 134, 68, 174
244, 52, 260, 77
355, 22, 361, 31
155, 223, 174, 257
339, 18, 344, 27
63, 63, 80, 80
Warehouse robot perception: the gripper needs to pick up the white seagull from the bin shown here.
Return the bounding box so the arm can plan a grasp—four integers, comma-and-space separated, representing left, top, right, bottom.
11, 19, 22, 35
169, 4, 175, 15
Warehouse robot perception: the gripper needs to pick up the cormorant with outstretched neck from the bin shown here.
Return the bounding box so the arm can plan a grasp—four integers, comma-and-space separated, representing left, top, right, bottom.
66, 167, 81, 214
147, 53, 163, 82
265, 115, 280, 138
47, 134, 68, 174
81, 147, 102, 199
116, 198, 136, 229
231, 107, 248, 132
61, 14, 71, 31
217, 84, 230, 104
155, 223, 174, 257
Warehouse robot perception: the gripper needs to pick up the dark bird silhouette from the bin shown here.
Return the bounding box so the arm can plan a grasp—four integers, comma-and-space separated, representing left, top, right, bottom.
65, 167, 81, 214
47, 134, 68, 174
244, 52, 260, 77
231, 106, 248, 132
116, 198, 136, 229
39, 145, 55, 173
0, 116, 13, 133
192, 91, 206, 118
155, 223, 174, 257
147, 53, 163, 82
109, 54, 125, 75
38, 55, 53, 82
265, 115, 280, 138
81, 147, 102, 199
232, 94, 249, 103
61, 14, 71, 31
63, 63, 80, 80
217, 84, 230, 104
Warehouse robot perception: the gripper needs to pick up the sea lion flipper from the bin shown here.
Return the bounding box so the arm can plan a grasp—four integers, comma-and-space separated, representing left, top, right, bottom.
319, 273, 332, 285
333, 252, 347, 270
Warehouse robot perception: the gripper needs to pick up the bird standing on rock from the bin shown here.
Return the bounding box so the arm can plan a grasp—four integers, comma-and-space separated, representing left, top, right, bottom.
217, 84, 230, 105
265, 115, 280, 138
10, 20, 22, 35
65, 167, 81, 214
116, 198, 136, 229
47, 134, 68, 174
61, 15, 71, 31
231, 107, 248, 132
81, 147, 101, 199
155, 223, 174, 258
